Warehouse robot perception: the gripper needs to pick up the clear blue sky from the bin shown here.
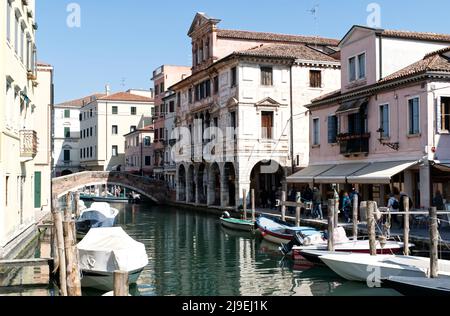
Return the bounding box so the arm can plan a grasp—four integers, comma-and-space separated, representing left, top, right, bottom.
36, 0, 450, 104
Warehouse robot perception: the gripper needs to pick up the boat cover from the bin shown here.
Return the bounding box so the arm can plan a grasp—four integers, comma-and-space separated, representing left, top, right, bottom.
81, 202, 118, 219
78, 227, 149, 273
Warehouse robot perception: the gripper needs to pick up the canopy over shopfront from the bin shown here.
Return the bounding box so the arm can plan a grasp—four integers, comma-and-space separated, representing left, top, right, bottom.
314, 163, 369, 184
287, 160, 419, 185
347, 161, 418, 184
287, 164, 335, 183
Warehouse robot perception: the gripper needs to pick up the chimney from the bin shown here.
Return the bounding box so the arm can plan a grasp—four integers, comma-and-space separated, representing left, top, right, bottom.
105, 84, 111, 96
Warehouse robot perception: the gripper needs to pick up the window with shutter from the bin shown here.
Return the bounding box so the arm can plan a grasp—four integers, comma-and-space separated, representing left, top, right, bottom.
261, 67, 273, 86
408, 98, 420, 135
379, 104, 390, 138
310, 70, 322, 88
261, 112, 274, 139
328, 115, 338, 144
440, 97, 450, 133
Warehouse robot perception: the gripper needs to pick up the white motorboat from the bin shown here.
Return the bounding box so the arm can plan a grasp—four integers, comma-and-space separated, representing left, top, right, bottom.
76, 202, 120, 237
290, 227, 406, 260
78, 227, 149, 291
320, 253, 450, 282
384, 276, 450, 296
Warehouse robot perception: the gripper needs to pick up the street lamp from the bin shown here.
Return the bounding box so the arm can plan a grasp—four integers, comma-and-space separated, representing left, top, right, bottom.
377, 128, 399, 151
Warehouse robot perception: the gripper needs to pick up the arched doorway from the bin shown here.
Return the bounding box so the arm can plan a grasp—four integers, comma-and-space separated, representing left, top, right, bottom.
61, 170, 73, 177
197, 163, 207, 204
209, 163, 221, 206
188, 165, 195, 203
250, 160, 284, 209
224, 162, 236, 207
178, 165, 186, 202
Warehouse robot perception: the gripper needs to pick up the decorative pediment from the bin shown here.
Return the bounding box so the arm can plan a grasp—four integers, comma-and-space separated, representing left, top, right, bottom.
62, 145, 73, 150
255, 97, 281, 108
188, 12, 221, 36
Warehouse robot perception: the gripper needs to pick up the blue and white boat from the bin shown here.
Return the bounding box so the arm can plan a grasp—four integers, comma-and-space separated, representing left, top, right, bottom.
76, 202, 120, 238
256, 216, 323, 246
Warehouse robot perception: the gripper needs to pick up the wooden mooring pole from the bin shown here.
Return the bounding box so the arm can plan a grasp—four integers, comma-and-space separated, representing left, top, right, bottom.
64, 192, 72, 221
75, 192, 81, 218
430, 207, 439, 278
295, 192, 301, 227
63, 221, 82, 296
243, 189, 247, 221
114, 271, 129, 296
328, 199, 335, 252
52, 199, 68, 297
251, 189, 256, 222
281, 191, 286, 222
352, 194, 358, 240
367, 201, 377, 256
403, 196, 410, 256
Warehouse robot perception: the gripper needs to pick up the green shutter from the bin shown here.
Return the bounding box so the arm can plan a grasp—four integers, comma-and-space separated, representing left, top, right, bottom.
64, 109, 70, 118
34, 172, 41, 208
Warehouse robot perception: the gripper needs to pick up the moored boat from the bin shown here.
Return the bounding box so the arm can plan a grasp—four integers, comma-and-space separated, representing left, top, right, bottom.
384, 276, 450, 296
291, 227, 406, 261
256, 216, 323, 245
76, 202, 120, 238
320, 253, 450, 282
78, 227, 149, 291
220, 216, 255, 232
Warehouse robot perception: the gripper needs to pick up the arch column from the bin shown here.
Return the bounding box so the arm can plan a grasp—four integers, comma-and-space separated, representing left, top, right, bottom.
220, 171, 228, 207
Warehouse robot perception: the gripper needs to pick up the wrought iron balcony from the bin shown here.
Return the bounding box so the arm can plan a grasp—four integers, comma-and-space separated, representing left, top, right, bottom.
20, 130, 38, 160
337, 133, 370, 156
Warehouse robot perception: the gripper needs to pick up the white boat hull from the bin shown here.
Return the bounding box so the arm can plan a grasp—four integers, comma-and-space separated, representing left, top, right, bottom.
81, 268, 144, 291
321, 254, 450, 282
220, 218, 254, 232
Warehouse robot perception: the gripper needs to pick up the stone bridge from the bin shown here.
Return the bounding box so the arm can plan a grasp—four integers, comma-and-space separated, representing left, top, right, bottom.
52, 172, 168, 204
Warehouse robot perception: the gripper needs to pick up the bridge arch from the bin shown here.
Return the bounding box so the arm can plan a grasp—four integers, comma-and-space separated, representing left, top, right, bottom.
52, 172, 168, 203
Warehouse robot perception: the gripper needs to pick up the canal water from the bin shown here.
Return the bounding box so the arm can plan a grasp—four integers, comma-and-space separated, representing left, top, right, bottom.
1, 203, 402, 296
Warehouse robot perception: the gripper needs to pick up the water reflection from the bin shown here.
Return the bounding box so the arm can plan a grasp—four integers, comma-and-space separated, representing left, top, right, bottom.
114, 203, 398, 297
0, 203, 403, 296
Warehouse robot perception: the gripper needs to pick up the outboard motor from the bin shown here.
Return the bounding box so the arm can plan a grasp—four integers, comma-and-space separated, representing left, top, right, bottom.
222, 211, 231, 219
279, 232, 305, 256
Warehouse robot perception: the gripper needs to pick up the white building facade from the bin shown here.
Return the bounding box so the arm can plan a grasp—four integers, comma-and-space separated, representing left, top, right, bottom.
79, 90, 154, 171
170, 13, 341, 209
52, 94, 105, 177
1, 0, 53, 257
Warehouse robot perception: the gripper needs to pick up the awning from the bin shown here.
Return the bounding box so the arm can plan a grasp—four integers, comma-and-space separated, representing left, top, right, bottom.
433, 163, 450, 173
314, 163, 370, 184
287, 164, 336, 183
335, 97, 368, 115
347, 161, 418, 184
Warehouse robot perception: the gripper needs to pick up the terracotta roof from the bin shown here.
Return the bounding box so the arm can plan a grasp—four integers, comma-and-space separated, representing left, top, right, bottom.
56, 93, 106, 108
380, 29, 450, 43
310, 47, 450, 106
37, 62, 52, 67
380, 48, 450, 83
311, 89, 342, 103
217, 29, 339, 47
235, 43, 339, 62
100, 92, 154, 103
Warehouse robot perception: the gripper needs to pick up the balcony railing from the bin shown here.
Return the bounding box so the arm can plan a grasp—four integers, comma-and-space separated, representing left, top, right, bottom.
337, 133, 370, 156
20, 130, 38, 159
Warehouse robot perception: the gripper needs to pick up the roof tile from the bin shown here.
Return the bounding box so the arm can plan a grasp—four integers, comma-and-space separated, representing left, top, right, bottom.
217, 29, 339, 47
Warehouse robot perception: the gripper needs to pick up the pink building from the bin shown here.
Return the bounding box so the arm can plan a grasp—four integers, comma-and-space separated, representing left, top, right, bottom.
152, 65, 191, 180
124, 126, 155, 176
289, 26, 450, 210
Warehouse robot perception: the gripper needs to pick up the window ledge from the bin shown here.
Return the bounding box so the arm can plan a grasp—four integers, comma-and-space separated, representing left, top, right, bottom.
438, 131, 450, 135
407, 133, 421, 138
312, 144, 321, 148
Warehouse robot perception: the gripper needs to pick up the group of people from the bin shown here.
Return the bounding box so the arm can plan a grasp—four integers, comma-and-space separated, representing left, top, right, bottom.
286, 185, 360, 223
